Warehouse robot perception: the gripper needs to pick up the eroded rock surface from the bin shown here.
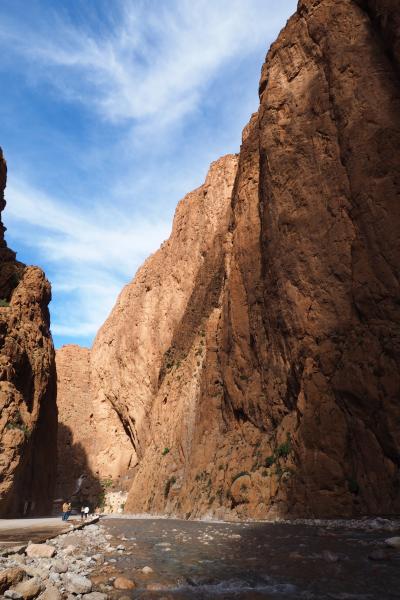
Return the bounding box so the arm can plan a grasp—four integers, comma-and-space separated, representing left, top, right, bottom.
56, 345, 132, 509
66, 0, 400, 519
0, 148, 57, 517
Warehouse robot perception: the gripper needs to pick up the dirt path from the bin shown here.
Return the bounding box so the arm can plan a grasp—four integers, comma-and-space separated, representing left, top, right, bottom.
0, 516, 88, 548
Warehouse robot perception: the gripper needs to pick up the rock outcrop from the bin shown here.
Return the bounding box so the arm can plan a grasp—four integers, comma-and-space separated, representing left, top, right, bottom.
60, 0, 400, 519
0, 148, 57, 516
56, 344, 132, 510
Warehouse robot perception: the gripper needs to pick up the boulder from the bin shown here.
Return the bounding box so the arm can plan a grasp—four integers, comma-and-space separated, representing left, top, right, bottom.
0, 567, 26, 593
51, 561, 68, 574
37, 583, 62, 600
12, 577, 43, 599
63, 574, 92, 594
113, 576, 136, 590
26, 545, 56, 559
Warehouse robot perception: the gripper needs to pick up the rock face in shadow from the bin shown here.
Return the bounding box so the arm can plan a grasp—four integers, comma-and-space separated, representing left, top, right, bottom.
56, 344, 133, 510
0, 148, 57, 516
77, 0, 400, 519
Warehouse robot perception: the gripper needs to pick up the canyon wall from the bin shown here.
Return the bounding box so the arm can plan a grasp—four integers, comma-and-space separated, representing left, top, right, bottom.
0, 148, 57, 516
56, 344, 133, 511
60, 0, 400, 519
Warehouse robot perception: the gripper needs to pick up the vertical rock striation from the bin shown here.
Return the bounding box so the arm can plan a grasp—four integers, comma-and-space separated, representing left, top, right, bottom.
216, 0, 400, 517
56, 344, 133, 510
64, 0, 400, 519
0, 148, 57, 516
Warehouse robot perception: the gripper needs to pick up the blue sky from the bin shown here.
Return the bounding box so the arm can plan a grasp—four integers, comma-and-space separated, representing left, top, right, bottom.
0, 0, 296, 348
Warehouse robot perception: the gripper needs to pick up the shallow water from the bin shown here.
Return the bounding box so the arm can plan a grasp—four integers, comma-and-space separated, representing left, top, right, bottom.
101, 517, 400, 599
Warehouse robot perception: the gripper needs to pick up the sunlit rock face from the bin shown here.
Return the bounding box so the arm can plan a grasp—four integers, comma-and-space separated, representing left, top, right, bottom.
55, 344, 133, 510
0, 148, 57, 517
72, 0, 400, 519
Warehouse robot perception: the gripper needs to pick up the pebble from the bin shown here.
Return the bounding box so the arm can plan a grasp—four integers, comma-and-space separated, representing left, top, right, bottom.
142, 566, 154, 574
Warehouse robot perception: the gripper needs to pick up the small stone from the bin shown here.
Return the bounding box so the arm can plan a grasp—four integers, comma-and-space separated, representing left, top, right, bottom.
62, 546, 76, 556
82, 593, 108, 600
63, 574, 92, 594
116, 545, 125, 551
13, 576, 43, 599
141, 566, 153, 574
26, 546, 56, 560
52, 561, 68, 575
113, 576, 136, 590
385, 537, 400, 549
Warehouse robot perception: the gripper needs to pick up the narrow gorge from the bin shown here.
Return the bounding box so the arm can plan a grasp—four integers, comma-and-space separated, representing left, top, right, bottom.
1, 0, 400, 521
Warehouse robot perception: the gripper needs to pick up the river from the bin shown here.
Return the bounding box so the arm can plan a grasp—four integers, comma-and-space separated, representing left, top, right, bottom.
95, 516, 400, 599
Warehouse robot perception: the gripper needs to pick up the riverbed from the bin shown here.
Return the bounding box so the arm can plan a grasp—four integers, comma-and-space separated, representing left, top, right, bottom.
95, 516, 400, 599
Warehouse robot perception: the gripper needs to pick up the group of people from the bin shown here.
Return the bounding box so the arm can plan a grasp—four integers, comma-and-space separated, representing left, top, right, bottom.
61, 501, 90, 521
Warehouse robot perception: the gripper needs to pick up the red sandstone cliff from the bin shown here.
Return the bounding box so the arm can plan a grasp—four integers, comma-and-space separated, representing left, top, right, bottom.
58, 0, 400, 519
0, 148, 57, 517
55, 344, 133, 510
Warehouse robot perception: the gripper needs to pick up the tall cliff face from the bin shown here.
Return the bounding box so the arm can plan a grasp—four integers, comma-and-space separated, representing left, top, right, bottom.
90, 155, 240, 516
65, 0, 400, 519
216, 0, 400, 517
0, 148, 57, 516
56, 344, 133, 510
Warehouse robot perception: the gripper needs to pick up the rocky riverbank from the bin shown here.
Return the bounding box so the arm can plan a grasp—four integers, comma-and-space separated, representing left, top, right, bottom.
0, 517, 399, 599
0, 522, 131, 600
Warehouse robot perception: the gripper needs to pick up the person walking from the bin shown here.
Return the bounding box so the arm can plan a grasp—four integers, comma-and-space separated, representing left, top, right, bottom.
62, 501, 69, 521
80, 506, 85, 520
83, 505, 90, 519
66, 501, 72, 521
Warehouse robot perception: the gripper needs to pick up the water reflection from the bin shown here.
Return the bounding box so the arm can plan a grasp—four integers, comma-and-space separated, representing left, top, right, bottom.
100, 518, 400, 599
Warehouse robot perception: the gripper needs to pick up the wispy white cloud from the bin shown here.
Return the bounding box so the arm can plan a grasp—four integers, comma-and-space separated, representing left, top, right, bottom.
1, 0, 295, 125
0, 0, 297, 345
5, 178, 171, 339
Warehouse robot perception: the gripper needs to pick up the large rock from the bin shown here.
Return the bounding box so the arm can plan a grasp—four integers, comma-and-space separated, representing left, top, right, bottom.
12, 577, 42, 600
0, 148, 57, 517
113, 577, 136, 590
63, 574, 92, 594
26, 544, 56, 559
0, 567, 25, 593
37, 584, 62, 600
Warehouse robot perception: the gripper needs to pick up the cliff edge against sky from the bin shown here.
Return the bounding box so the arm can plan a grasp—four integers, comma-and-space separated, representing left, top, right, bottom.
57, 0, 400, 519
